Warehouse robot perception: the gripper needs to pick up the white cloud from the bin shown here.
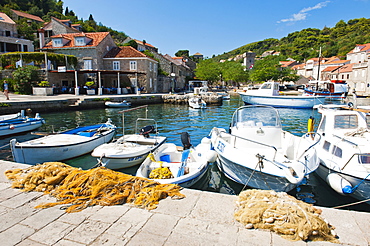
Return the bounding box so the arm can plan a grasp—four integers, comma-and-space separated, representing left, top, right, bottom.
278, 1, 330, 23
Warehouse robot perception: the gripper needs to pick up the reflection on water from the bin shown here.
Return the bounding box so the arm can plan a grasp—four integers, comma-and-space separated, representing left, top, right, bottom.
0, 95, 369, 212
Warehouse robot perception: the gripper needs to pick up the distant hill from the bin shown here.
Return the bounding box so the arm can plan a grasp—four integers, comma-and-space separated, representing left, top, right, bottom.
214, 18, 370, 62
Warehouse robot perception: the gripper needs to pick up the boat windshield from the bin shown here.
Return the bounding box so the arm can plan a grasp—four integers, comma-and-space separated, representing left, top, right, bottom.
358, 154, 370, 164
231, 106, 281, 127
334, 115, 358, 129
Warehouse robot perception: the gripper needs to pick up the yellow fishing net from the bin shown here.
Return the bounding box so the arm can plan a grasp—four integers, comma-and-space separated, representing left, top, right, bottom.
149, 166, 173, 179
234, 190, 339, 243
4, 162, 185, 213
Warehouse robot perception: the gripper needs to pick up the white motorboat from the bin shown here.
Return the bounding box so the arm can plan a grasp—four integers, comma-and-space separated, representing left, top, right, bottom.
188, 97, 206, 109
10, 119, 116, 165
136, 132, 217, 188
209, 105, 320, 192
239, 81, 326, 108
0, 111, 45, 137
91, 118, 166, 169
0, 112, 21, 121
309, 104, 370, 204
105, 100, 131, 108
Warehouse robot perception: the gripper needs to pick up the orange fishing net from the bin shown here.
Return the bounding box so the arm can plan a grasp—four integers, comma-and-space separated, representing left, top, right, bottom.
234, 190, 339, 242
5, 162, 185, 213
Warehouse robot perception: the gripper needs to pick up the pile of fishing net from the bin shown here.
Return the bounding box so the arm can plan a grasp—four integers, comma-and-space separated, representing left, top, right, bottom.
149, 166, 173, 179
4, 162, 185, 213
234, 190, 339, 243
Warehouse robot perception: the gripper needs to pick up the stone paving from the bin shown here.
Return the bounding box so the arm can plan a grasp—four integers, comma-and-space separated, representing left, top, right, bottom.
0, 160, 370, 246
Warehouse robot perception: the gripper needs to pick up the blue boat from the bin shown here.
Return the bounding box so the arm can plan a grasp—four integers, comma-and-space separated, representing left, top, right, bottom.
0, 111, 45, 137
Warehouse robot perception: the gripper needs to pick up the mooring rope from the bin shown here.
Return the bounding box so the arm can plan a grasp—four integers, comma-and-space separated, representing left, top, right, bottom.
332, 198, 370, 209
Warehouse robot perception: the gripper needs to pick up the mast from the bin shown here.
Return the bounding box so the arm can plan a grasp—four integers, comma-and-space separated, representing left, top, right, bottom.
317, 47, 322, 81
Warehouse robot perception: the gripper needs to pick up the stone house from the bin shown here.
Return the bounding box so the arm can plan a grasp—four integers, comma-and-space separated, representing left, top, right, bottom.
103, 46, 158, 93
39, 17, 82, 48
0, 12, 34, 53
346, 43, 370, 95
10, 9, 44, 23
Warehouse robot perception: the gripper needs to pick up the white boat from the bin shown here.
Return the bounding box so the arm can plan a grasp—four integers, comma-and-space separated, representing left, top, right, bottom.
136, 133, 217, 187
188, 97, 206, 109
0, 112, 45, 137
217, 92, 230, 100
105, 100, 131, 108
239, 81, 326, 108
309, 105, 370, 204
303, 80, 348, 100
10, 119, 116, 165
91, 118, 166, 169
209, 105, 320, 192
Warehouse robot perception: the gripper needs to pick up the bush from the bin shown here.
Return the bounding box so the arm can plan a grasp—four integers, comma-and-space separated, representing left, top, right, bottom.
12, 66, 40, 94
38, 81, 50, 87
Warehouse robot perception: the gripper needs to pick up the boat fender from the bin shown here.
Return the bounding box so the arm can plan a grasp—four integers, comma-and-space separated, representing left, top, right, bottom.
9, 124, 15, 130
326, 173, 353, 195
181, 132, 191, 150
307, 116, 315, 133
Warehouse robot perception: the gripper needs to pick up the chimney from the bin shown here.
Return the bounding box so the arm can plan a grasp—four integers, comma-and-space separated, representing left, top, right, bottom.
38, 29, 45, 48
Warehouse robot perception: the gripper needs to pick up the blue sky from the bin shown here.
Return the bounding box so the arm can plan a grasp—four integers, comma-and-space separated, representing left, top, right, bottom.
61, 0, 369, 58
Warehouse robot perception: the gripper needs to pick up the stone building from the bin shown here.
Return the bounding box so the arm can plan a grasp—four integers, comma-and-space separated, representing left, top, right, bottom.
0, 12, 34, 53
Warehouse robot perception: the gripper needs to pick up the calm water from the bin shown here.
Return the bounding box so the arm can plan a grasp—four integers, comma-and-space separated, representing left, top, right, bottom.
1, 95, 369, 212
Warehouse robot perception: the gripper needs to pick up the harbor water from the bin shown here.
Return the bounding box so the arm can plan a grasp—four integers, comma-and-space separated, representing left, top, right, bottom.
0, 95, 369, 212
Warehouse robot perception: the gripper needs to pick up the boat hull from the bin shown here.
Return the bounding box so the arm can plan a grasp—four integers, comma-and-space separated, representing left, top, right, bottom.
11, 125, 116, 165
0, 119, 44, 137
239, 93, 325, 108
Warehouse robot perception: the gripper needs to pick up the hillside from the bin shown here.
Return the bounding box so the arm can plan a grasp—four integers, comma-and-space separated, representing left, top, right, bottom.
214, 18, 370, 62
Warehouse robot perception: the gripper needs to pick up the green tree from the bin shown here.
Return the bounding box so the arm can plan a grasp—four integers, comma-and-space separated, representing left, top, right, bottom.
175, 50, 189, 57
219, 61, 248, 85
12, 66, 41, 94
123, 40, 138, 49
194, 59, 221, 84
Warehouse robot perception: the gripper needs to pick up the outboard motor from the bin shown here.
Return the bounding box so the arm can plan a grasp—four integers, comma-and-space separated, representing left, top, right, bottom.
140, 125, 155, 138
181, 132, 192, 150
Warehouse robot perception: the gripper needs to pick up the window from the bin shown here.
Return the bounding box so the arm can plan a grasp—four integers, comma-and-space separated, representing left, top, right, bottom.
150, 78, 152, 88
149, 62, 152, 71
84, 60, 92, 70
332, 146, 342, 158
52, 38, 63, 47
113, 61, 120, 70
334, 115, 358, 129
75, 37, 85, 46
130, 61, 137, 71
323, 141, 331, 152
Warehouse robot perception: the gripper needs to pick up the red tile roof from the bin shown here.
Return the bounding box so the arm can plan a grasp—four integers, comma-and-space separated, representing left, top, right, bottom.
11, 9, 44, 22
348, 43, 370, 54
0, 12, 16, 24
338, 64, 353, 73
134, 39, 156, 48
104, 46, 156, 61
324, 59, 349, 65
43, 32, 110, 49
322, 66, 340, 72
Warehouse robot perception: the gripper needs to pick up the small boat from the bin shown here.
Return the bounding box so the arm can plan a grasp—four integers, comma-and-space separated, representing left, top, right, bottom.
105, 100, 131, 108
0, 111, 45, 137
91, 118, 166, 169
0, 112, 21, 121
136, 132, 217, 187
217, 92, 230, 100
303, 80, 348, 100
189, 97, 206, 109
10, 119, 116, 165
309, 104, 370, 204
209, 105, 320, 192
239, 81, 326, 108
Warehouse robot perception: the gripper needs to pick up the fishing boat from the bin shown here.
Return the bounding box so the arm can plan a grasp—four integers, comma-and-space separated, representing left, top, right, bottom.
0, 111, 45, 137
303, 80, 348, 100
308, 104, 370, 204
209, 105, 320, 192
188, 97, 206, 109
239, 81, 326, 108
10, 119, 116, 165
91, 109, 166, 170
105, 100, 131, 108
136, 132, 217, 187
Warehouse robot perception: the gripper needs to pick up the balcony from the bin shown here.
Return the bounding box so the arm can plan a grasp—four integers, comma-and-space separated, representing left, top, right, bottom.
353, 62, 368, 69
